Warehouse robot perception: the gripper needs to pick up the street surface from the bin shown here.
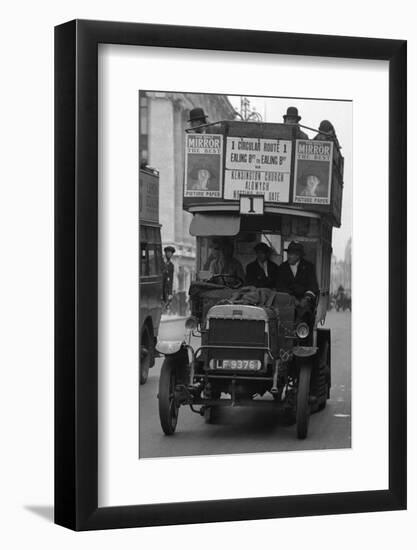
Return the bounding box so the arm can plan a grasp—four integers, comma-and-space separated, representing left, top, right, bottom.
139, 310, 351, 458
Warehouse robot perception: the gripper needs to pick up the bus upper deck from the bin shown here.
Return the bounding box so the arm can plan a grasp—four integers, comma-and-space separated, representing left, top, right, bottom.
183, 119, 344, 228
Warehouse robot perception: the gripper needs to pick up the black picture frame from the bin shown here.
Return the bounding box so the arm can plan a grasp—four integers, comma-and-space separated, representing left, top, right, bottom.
55, 19, 407, 531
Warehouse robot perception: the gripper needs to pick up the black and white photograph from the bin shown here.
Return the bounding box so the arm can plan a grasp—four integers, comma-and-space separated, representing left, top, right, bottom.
0, 0, 411, 541
139, 91, 352, 459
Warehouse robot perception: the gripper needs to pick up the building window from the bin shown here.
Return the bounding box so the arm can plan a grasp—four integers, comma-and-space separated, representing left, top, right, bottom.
139, 92, 149, 166
139, 93, 148, 135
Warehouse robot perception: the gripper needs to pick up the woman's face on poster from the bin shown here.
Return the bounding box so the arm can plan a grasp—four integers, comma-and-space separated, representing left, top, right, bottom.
197, 169, 211, 189
305, 175, 320, 195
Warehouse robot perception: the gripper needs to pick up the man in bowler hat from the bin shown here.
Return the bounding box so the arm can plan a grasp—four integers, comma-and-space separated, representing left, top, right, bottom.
276, 241, 319, 324
188, 107, 208, 133
245, 242, 279, 289
283, 107, 309, 139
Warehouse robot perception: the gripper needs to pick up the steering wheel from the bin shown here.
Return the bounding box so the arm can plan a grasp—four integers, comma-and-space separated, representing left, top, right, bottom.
209, 274, 244, 289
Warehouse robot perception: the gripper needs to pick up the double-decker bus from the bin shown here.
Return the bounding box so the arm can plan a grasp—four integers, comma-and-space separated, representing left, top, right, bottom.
156, 118, 344, 438
139, 167, 163, 384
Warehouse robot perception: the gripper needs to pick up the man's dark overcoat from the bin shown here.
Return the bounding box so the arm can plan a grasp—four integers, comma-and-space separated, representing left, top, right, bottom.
162, 260, 174, 301
276, 259, 319, 299
245, 260, 280, 289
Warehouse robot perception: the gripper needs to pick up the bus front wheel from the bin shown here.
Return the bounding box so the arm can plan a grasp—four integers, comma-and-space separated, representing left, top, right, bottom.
296, 362, 312, 439
158, 357, 180, 435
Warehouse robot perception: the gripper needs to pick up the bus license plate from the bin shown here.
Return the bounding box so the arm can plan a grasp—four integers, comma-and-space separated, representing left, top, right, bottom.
216, 359, 261, 371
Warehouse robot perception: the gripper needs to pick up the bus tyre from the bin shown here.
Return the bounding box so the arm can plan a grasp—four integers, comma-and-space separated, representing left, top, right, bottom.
158, 357, 179, 435
140, 326, 152, 385
310, 341, 330, 413
296, 362, 312, 440
317, 342, 330, 411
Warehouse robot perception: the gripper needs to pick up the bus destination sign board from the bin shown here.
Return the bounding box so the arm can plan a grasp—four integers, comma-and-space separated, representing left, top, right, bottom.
224, 137, 292, 202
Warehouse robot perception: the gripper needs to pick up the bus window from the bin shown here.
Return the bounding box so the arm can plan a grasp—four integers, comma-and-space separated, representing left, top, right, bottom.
148, 246, 157, 276
262, 233, 282, 265
140, 242, 149, 276
140, 224, 162, 278
140, 225, 149, 242
147, 226, 161, 244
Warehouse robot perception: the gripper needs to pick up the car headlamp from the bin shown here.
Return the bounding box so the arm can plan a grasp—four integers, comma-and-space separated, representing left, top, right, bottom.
295, 322, 310, 339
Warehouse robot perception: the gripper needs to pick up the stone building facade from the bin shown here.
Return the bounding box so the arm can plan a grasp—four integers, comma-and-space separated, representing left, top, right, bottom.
330, 237, 352, 294
139, 92, 236, 298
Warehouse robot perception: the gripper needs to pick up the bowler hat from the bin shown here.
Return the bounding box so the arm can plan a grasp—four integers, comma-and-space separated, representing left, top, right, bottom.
164, 246, 176, 254
283, 106, 301, 122
285, 241, 305, 256
254, 242, 271, 254
188, 107, 208, 123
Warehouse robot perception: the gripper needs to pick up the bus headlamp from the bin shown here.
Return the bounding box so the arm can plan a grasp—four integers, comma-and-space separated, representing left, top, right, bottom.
295, 322, 310, 339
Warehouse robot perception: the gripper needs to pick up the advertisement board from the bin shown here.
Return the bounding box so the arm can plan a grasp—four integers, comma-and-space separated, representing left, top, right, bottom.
224, 137, 292, 202
184, 134, 223, 198
139, 170, 159, 223
293, 140, 333, 205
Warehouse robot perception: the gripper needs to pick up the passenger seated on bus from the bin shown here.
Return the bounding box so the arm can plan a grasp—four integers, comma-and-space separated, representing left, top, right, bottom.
208, 238, 245, 282
282, 107, 309, 140
275, 241, 319, 323
314, 119, 341, 150
245, 242, 279, 289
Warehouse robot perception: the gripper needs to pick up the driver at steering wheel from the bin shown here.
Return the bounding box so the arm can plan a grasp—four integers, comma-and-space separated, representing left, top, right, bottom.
208, 238, 245, 283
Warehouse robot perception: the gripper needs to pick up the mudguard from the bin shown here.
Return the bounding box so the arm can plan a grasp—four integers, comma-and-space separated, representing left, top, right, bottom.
293, 346, 318, 358
155, 340, 185, 355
